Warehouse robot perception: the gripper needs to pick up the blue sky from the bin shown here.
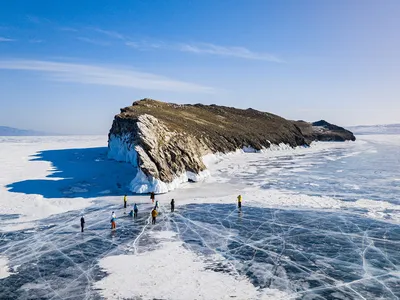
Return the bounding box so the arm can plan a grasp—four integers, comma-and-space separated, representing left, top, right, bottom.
1, 0, 399, 134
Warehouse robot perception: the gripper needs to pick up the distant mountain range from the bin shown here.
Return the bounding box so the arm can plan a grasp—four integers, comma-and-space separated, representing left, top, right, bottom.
346, 124, 400, 135
0, 126, 54, 136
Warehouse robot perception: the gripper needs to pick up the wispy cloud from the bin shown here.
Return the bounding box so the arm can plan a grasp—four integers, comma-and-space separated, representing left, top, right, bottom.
26, 15, 51, 24
125, 39, 282, 62
76, 37, 110, 46
89, 27, 282, 62
93, 28, 125, 40
0, 59, 215, 93
0, 37, 15, 42
125, 41, 164, 50
178, 43, 283, 62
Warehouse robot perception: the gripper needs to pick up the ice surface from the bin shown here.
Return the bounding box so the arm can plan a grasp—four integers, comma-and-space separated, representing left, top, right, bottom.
1, 136, 138, 231
2, 200, 396, 299
348, 124, 400, 135
0, 203, 149, 299
196, 136, 400, 224
108, 134, 299, 194
0, 136, 109, 230
1, 134, 400, 299
170, 204, 400, 299
95, 230, 288, 300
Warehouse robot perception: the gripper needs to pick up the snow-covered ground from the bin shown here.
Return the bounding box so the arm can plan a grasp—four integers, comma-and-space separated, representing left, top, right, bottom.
0, 136, 138, 231
0, 136, 106, 231
1, 135, 399, 299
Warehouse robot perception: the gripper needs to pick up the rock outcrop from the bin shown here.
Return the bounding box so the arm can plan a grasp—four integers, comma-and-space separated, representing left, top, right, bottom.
108, 99, 355, 193
293, 120, 356, 143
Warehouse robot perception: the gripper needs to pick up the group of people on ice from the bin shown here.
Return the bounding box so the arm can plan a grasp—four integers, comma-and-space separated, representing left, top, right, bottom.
109, 192, 176, 230
80, 192, 241, 232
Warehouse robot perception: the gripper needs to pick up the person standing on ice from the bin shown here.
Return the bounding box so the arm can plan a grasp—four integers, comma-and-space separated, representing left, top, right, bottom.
80, 216, 85, 232
170, 199, 175, 212
154, 200, 159, 210
151, 208, 158, 225
111, 211, 117, 230
237, 195, 242, 210
150, 191, 155, 204
133, 203, 138, 218
123, 194, 127, 208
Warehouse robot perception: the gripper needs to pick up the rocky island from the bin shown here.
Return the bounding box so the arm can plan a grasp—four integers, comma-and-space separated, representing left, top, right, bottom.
294, 120, 356, 144
108, 99, 355, 193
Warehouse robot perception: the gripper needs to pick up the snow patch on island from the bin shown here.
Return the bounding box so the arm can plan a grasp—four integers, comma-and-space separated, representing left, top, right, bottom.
107, 134, 138, 167
242, 142, 299, 154
108, 133, 211, 194
129, 168, 210, 194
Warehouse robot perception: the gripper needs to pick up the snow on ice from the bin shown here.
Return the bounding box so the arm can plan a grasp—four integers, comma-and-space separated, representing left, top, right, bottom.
0, 256, 12, 279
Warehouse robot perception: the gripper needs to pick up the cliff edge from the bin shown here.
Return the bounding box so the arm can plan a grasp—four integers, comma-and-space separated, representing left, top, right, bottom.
108, 99, 355, 193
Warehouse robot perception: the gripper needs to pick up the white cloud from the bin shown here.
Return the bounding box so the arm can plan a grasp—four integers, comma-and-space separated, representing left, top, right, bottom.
0, 37, 15, 42
0, 59, 215, 93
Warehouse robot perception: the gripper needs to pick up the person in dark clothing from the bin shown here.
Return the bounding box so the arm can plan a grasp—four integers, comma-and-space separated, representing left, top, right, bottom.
133, 203, 138, 218
171, 199, 175, 212
80, 216, 85, 232
150, 191, 155, 203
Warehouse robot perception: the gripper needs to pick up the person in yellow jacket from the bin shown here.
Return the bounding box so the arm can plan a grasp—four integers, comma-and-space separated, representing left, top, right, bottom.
123, 195, 127, 208
151, 208, 158, 225
237, 195, 242, 209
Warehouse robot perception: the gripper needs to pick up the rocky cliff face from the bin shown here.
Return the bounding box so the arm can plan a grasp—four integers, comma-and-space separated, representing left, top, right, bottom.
108, 99, 355, 193
293, 120, 356, 144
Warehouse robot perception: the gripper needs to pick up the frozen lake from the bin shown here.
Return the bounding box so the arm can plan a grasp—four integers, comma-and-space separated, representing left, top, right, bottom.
0, 135, 399, 299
